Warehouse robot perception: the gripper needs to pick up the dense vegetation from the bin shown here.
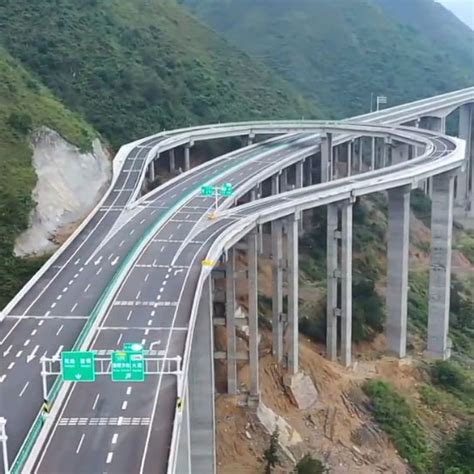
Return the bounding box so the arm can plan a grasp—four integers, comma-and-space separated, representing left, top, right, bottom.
181, 0, 474, 117
363, 379, 432, 473
0, 0, 318, 149
0, 48, 96, 309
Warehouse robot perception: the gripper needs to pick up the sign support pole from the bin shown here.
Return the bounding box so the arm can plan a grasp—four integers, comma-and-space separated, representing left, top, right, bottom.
41, 357, 48, 402
0, 417, 9, 474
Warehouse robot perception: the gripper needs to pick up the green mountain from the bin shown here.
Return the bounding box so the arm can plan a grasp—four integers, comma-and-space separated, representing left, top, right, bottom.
0, 0, 319, 149
179, 0, 474, 117
0, 48, 97, 308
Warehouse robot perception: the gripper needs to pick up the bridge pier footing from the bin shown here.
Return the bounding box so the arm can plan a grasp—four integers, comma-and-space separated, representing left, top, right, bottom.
427, 172, 455, 360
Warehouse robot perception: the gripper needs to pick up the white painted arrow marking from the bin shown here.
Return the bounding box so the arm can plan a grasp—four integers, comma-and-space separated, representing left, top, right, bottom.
27, 345, 40, 363
94, 256, 103, 266
111, 257, 119, 266
3, 344, 12, 357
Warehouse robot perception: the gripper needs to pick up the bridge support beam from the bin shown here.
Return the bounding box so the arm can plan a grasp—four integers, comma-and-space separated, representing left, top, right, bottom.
248, 134, 255, 146
427, 172, 454, 360
321, 133, 333, 183
226, 248, 237, 394
184, 144, 192, 171
149, 161, 155, 181
456, 104, 473, 209
169, 149, 176, 173
386, 186, 411, 358
248, 230, 260, 397
326, 201, 353, 366
272, 220, 284, 362
286, 214, 299, 374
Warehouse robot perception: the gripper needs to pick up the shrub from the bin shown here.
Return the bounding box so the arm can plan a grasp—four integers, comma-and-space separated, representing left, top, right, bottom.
295, 455, 326, 473
7, 111, 33, 135
438, 422, 474, 474
363, 379, 432, 473
264, 427, 280, 473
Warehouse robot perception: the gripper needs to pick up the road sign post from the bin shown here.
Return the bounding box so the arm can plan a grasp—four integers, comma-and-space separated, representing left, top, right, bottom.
61, 351, 96, 382
201, 182, 234, 219
0, 417, 9, 474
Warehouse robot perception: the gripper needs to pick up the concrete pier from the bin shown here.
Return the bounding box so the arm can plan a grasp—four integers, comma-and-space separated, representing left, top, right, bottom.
427, 172, 454, 359
184, 144, 192, 171
371, 137, 376, 170
226, 248, 237, 394
386, 186, 411, 358
456, 104, 472, 208
321, 133, 333, 183
286, 215, 299, 374
149, 161, 155, 181
326, 203, 338, 361
248, 230, 260, 396
170, 149, 176, 172
272, 220, 284, 362
340, 202, 353, 367
271, 174, 280, 195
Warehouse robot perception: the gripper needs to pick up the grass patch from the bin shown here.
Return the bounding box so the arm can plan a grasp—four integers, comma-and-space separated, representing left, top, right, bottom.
363, 379, 432, 473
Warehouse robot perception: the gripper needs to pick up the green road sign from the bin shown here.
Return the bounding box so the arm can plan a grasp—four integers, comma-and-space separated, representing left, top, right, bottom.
220, 183, 234, 197
61, 351, 96, 382
112, 350, 145, 382
200, 185, 214, 197
123, 343, 144, 353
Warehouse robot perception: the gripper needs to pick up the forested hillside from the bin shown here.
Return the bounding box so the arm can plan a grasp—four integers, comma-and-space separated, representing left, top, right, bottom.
180, 0, 474, 117
0, 48, 97, 308
0, 0, 319, 149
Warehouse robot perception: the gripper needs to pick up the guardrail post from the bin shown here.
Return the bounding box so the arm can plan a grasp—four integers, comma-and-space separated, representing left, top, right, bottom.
427, 172, 454, 360
340, 201, 353, 367
386, 186, 411, 358
272, 220, 284, 362
248, 229, 260, 397
226, 248, 237, 394
326, 203, 339, 361
286, 214, 299, 374
0, 418, 9, 474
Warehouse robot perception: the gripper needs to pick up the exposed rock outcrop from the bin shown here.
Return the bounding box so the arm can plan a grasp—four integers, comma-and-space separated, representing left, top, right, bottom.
14, 127, 111, 256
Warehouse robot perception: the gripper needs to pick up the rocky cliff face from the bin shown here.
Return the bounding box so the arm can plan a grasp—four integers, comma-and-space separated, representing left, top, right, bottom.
14, 127, 111, 256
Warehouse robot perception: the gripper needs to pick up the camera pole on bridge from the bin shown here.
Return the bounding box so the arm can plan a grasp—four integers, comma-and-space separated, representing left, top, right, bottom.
0, 417, 9, 474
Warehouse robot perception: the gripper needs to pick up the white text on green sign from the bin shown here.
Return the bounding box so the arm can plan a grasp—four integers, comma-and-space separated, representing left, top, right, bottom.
61, 351, 96, 382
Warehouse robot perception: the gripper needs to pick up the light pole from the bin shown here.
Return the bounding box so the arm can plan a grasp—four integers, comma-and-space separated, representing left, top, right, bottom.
0, 417, 9, 474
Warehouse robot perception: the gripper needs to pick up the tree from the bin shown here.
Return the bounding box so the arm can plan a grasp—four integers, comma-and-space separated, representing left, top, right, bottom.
263, 427, 280, 473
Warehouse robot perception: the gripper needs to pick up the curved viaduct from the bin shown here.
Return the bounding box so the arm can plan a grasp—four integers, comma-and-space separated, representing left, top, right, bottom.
0, 87, 473, 474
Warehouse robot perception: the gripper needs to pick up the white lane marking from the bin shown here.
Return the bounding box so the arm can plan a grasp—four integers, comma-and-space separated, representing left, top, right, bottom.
121, 401, 127, 410
74, 259, 80, 265
16, 350, 23, 358
38, 319, 44, 326
140, 219, 146, 224
159, 288, 164, 293
71, 302, 78, 312
119, 240, 125, 247
169, 234, 174, 240
144, 273, 149, 282
160, 246, 165, 253
0, 375, 6, 383
69, 280, 74, 285
76, 434, 86, 454
79, 267, 84, 273
111, 256, 119, 266
19, 381, 30, 397
94, 256, 103, 266
24, 339, 30, 347
112, 433, 118, 445
62, 287, 68, 293
147, 320, 152, 326
106, 452, 113, 464
130, 229, 135, 236
74, 273, 79, 279
56, 295, 62, 301
31, 329, 37, 336
3, 345, 12, 357
8, 362, 15, 370
108, 254, 114, 261
177, 223, 182, 230
92, 393, 100, 410
51, 303, 56, 309
136, 291, 141, 299
56, 324, 64, 336
165, 274, 170, 279
53, 345, 64, 360
126, 310, 133, 321
96, 268, 103, 275
85, 284, 91, 293
126, 387, 132, 396
27, 345, 39, 363
117, 333, 123, 345
150, 311, 156, 317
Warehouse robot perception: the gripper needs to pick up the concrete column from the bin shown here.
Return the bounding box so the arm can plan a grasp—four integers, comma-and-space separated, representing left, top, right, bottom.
305, 157, 314, 186
169, 149, 176, 172
392, 143, 409, 165
271, 220, 284, 362
386, 186, 410, 358
248, 134, 255, 146
456, 104, 472, 206
149, 161, 155, 181
271, 174, 280, 195
340, 202, 353, 367
326, 203, 338, 361
286, 214, 299, 374
371, 137, 376, 170
381, 138, 388, 168
296, 161, 304, 189
333, 146, 339, 179
321, 133, 333, 183
184, 145, 191, 171
226, 248, 237, 394
248, 230, 259, 396
345, 141, 353, 177
280, 168, 289, 192
358, 138, 364, 172
427, 172, 454, 359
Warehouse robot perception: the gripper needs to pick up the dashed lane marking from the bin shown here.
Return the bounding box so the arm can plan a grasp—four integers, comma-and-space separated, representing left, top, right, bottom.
58, 417, 151, 426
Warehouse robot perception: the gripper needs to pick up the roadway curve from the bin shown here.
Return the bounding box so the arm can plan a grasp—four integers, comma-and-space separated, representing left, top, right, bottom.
0, 87, 472, 474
